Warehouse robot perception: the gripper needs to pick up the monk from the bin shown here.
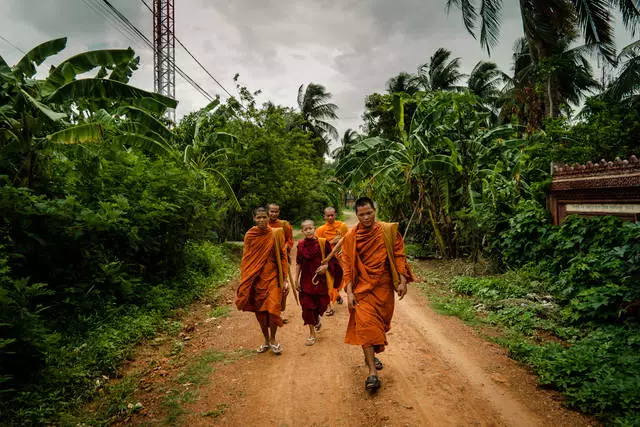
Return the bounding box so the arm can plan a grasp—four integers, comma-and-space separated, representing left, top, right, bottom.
343, 197, 414, 391
267, 203, 294, 322
235, 206, 289, 355
294, 220, 343, 345
315, 206, 349, 314
267, 203, 294, 257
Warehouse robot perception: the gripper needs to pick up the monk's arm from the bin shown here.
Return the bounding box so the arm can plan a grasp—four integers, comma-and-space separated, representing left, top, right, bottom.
321, 237, 344, 264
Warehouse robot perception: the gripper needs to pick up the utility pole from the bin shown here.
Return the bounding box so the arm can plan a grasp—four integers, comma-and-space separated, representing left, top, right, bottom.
153, 0, 176, 122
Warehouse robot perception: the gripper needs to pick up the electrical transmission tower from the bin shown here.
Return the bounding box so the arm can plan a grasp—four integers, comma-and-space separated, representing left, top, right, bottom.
153, 0, 176, 122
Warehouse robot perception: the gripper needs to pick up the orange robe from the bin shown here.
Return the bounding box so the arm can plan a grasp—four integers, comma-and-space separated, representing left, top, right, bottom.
269, 219, 294, 253
235, 226, 288, 327
316, 220, 349, 302
343, 222, 414, 353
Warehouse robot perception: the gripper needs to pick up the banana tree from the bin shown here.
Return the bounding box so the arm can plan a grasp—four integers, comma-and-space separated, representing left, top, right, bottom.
0, 38, 177, 187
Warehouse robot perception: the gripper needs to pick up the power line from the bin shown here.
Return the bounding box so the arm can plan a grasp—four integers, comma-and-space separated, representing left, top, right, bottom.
0, 34, 26, 55
100, 0, 212, 100
139, 0, 235, 99
86, 0, 215, 102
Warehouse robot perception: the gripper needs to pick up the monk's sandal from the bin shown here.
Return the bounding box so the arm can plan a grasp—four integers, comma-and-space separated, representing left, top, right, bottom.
365, 375, 381, 391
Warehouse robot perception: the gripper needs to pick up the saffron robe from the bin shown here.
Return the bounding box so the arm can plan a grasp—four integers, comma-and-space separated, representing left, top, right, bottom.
236, 226, 288, 327
316, 220, 349, 302
268, 218, 294, 253
342, 221, 414, 353
296, 237, 343, 325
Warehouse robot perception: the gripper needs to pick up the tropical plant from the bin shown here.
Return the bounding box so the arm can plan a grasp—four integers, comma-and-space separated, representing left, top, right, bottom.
386, 71, 420, 94
415, 48, 464, 91
297, 83, 339, 156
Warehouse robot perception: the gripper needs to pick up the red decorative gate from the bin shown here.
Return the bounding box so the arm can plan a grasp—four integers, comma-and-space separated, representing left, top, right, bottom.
549, 156, 640, 225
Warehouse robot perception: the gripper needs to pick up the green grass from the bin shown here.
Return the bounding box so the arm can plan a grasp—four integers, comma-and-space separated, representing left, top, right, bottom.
201, 403, 228, 418
209, 305, 231, 319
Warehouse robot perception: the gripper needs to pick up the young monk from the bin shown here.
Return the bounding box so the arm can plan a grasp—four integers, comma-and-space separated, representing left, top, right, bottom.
294, 220, 343, 346
235, 206, 289, 355
342, 197, 414, 391
316, 206, 350, 313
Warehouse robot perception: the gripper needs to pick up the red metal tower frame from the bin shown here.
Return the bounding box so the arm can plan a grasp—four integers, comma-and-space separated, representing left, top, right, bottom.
153, 0, 175, 121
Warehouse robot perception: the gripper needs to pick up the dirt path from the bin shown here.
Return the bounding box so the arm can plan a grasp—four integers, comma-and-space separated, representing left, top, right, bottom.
121, 212, 594, 426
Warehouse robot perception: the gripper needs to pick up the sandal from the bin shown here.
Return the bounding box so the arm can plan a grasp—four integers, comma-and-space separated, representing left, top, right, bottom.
270, 343, 283, 355
336, 296, 344, 304
304, 337, 317, 346
314, 319, 322, 331
325, 308, 335, 317
365, 375, 381, 391
374, 357, 384, 370
257, 344, 270, 353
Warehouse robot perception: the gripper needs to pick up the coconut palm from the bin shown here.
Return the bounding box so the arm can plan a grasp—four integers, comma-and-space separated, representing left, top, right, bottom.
467, 61, 507, 104
604, 40, 640, 103
446, 0, 640, 62
332, 128, 359, 160
386, 72, 420, 94
297, 83, 339, 156
498, 35, 599, 125
415, 48, 464, 91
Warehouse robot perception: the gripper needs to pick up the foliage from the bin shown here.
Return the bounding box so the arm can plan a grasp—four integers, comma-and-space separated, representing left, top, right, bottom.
338, 91, 546, 259
175, 84, 336, 240
432, 208, 640, 423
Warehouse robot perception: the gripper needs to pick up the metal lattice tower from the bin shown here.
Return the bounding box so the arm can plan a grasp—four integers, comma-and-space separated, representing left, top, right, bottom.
153, 0, 176, 122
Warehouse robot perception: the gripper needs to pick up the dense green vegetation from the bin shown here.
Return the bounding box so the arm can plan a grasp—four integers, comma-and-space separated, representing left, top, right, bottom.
3, 2, 640, 424
328, 3, 640, 423
0, 39, 335, 424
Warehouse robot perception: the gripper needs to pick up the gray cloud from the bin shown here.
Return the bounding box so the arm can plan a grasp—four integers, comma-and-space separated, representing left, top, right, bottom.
1, 0, 635, 150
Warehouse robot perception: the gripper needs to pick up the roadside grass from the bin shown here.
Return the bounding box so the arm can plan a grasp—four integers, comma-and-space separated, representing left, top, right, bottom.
411, 259, 640, 425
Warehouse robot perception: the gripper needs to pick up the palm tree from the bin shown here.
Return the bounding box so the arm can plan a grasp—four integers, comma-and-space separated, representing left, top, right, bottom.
415, 48, 464, 91
386, 72, 420, 94
297, 83, 339, 156
446, 0, 640, 62
604, 40, 640, 103
332, 128, 359, 160
498, 36, 599, 125
467, 61, 506, 104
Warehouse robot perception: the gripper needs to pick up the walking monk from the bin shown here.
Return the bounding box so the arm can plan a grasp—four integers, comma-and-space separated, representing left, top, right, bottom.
343, 197, 414, 391
294, 220, 343, 345
315, 206, 349, 314
267, 203, 294, 322
235, 207, 289, 355
267, 203, 294, 258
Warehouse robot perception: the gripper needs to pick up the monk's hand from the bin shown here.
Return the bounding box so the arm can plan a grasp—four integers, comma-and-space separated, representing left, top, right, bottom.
330, 236, 340, 245
397, 275, 408, 300
284, 279, 290, 291
347, 290, 358, 310
315, 264, 328, 274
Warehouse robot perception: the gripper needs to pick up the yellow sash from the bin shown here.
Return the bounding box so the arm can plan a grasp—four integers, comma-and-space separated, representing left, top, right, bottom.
381, 222, 400, 290
318, 237, 335, 294
272, 227, 285, 288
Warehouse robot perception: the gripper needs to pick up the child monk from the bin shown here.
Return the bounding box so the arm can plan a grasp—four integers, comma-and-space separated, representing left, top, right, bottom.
316, 206, 350, 313
235, 207, 289, 355
294, 220, 343, 346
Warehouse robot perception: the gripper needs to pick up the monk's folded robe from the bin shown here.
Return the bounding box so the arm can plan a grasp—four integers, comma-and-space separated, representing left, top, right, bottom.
316, 220, 349, 302
296, 237, 343, 325
236, 226, 288, 327
343, 222, 414, 353
268, 218, 294, 252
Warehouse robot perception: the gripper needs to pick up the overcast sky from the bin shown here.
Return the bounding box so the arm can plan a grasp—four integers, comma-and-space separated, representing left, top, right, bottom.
1, 0, 635, 149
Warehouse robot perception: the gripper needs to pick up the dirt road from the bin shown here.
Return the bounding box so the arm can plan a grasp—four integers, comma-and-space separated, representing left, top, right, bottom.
121, 213, 594, 426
